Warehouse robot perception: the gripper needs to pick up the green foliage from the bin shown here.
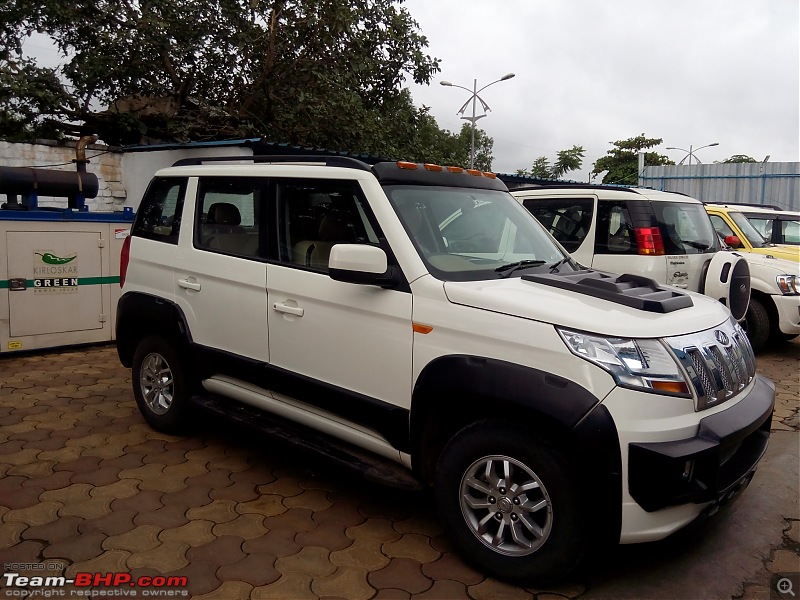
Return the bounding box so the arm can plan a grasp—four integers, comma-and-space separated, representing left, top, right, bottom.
721, 155, 757, 163
518, 145, 585, 180
0, 0, 444, 156
592, 134, 673, 185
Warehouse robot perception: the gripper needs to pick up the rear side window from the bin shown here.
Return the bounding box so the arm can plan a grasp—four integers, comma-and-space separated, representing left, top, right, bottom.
523, 198, 594, 252
132, 177, 186, 243
595, 201, 637, 255
195, 177, 265, 258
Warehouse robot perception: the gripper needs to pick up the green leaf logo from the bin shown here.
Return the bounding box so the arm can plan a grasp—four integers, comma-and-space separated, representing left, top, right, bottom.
35, 252, 77, 265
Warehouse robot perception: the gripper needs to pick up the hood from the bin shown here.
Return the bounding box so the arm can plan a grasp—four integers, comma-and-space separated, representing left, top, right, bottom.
443, 276, 730, 339
751, 245, 800, 263
740, 252, 800, 275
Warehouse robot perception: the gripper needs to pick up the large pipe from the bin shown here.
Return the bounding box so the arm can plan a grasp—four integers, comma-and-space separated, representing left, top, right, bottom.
0, 166, 99, 198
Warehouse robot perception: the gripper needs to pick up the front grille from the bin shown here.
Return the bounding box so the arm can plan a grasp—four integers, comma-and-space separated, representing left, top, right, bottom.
666, 319, 756, 411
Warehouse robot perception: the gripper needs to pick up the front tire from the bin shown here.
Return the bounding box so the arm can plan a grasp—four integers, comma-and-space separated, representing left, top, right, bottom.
131, 336, 193, 432
434, 421, 586, 583
743, 297, 771, 352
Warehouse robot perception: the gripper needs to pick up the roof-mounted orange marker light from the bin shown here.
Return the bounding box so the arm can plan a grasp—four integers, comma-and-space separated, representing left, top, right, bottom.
483, 172, 497, 179
446, 166, 464, 173
466, 169, 482, 176
423, 163, 443, 171
397, 161, 418, 170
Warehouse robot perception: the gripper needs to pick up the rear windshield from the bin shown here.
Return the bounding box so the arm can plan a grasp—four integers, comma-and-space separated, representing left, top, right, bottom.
382, 185, 571, 281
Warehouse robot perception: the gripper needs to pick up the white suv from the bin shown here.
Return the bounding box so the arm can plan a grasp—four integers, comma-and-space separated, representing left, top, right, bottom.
511, 186, 751, 322
117, 157, 774, 583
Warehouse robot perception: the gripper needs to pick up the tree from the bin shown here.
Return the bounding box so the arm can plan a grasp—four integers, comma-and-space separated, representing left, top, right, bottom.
720, 155, 757, 163
0, 0, 441, 156
592, 134, 673, 185
517, 145, 585, 180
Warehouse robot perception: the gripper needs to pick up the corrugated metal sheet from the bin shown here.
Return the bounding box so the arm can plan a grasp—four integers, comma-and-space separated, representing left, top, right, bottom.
639, 162, 800, 210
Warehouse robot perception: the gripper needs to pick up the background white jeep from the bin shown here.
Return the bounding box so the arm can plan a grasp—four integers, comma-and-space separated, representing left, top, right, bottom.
116, 157, 774, 583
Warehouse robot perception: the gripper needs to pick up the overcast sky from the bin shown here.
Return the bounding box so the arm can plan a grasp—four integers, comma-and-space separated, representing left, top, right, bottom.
401, 0, 799, 178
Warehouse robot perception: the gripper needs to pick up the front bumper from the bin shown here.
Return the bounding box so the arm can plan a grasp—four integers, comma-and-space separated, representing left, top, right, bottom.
628, 374, 775, 512
773, 294, 800, 335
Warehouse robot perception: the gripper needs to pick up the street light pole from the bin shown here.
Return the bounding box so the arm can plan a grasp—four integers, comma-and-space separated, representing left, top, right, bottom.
665, 142, 720, 166
440, 73, 515, 169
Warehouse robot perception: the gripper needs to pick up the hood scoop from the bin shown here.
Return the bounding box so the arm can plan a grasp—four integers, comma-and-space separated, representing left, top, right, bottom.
523, 270, 693, 313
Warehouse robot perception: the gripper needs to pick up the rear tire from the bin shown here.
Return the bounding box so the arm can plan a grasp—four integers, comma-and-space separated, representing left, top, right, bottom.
131, 336, 193, 432
743, 297, 771, 353
434, 421, 586, 584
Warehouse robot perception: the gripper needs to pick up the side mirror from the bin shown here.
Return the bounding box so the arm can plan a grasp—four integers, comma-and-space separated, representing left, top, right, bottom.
328, 244, 399, 288
724, 235, 742, 248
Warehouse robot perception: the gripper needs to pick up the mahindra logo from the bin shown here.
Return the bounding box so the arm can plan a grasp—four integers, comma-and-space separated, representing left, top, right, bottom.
714, 330, 730, 346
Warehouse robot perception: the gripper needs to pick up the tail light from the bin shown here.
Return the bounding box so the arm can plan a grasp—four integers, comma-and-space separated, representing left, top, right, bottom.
634, 227, 665, 256
119, 235, 131, 288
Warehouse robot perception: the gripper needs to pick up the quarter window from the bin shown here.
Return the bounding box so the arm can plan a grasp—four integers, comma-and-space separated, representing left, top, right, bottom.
132, 177, 186, 244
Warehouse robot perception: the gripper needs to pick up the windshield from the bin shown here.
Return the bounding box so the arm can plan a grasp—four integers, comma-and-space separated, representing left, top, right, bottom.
383, 185, 570, 281
746, 215, 800, 245
730, 212, 769, 247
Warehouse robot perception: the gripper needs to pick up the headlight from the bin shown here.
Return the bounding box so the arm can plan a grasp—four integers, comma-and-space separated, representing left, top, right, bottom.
777, 275, 799, 295
557, 329, 690, 396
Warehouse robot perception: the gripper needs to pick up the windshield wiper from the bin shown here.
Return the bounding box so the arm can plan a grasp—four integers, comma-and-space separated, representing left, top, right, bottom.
495, 259, 546, 278
548, 256, 573, 273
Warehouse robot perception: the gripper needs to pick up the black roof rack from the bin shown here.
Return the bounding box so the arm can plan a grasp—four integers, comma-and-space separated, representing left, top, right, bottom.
511, 183, 641, 194
171, 154, 372, 172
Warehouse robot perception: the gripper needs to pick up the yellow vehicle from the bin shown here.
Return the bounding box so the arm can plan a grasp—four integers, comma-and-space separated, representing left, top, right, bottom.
705, 204, 800, 262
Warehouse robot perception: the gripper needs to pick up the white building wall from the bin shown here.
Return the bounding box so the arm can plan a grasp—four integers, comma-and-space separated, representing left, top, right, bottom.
0, 140, 126, 211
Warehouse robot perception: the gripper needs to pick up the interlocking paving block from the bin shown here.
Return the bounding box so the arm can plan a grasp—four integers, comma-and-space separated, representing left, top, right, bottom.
4, 501, 62, 526
368, 557, 434, 595
212, 513, 269, 540
159, 519, 216, 547
312, 566, 377, 600
186, 535, 247, 566
10, 459, 57, 478
163, 459, 211, 481
72, 466, 125, 486
160, 484, 214, 508
22, 515, 82, 544
330, 537, 388, 571
118, 462, 166, 482
59, 495, 113, 520
0, 447, 40, 466
103, 524, 163, 552
0, 480, 43, 509
382, 533, 441, 564
20, 472, 73, 490
185, 469, 233, 493
230, 465, 277, 487
251, 572, 317, 600
414, 579, 471, 599
284, 488, 334, 512
101, 452, 145, 472
296, 520, 356, 553
158, 559, 222, 597
242, 527, 302, 559
66, 549, 131, 578
0, 440, 24, 455
54, 455, 102, 474
372, 589, 412, 600
392, 513, 445, 537
111, 489, 163, 513
210, 480, 259, 503
192, 581, 254, 600
133, 503, 190, 528
40, 482, 93, 504
346, 518, 402, 543
127, 539, 191, 571
274, 546, 336, 578
256, 477, 305, 498
311, 499, 367, 529
217, 553, 280, 587
43, 530, 106, 562
0, 521, 27, 549
187, 499, 239, 524
236, 495, 287, 518
421, 552, 484, 585
78, 508, 138, 536
468, 578, 536, 600
0, 539, 44, 564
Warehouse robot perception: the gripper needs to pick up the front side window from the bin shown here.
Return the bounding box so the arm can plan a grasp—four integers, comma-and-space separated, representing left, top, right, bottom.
195, 178, 264, 258
133, 177, 186, 244
384, 186, 567, 281
276, 179, 380, 271
523, 197, 594, 252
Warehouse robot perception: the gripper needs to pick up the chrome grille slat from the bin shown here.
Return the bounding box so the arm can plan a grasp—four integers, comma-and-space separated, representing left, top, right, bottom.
667, 319, 755, 411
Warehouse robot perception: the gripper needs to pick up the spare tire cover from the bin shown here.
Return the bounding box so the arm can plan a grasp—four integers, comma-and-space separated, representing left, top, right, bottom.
704, 251, 751, 321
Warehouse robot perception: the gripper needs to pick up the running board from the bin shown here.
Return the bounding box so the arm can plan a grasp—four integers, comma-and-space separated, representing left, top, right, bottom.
191, 393, 423, 491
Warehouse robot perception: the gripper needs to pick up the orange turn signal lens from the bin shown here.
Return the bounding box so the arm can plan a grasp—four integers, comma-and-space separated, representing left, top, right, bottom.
651, 380, 690, 394
412, 323, 433, 334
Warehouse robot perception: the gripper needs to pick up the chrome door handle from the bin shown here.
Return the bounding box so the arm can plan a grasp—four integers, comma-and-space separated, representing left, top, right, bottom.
178, 278, 202, 292
273, 302, 304, 317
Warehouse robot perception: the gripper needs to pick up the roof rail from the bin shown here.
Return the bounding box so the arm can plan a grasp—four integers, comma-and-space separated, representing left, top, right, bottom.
171, 155, 372, 171
511, 183, 641, 194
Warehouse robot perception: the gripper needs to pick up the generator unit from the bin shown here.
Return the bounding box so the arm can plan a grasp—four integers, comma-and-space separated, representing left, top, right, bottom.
0, 138, 134, 353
